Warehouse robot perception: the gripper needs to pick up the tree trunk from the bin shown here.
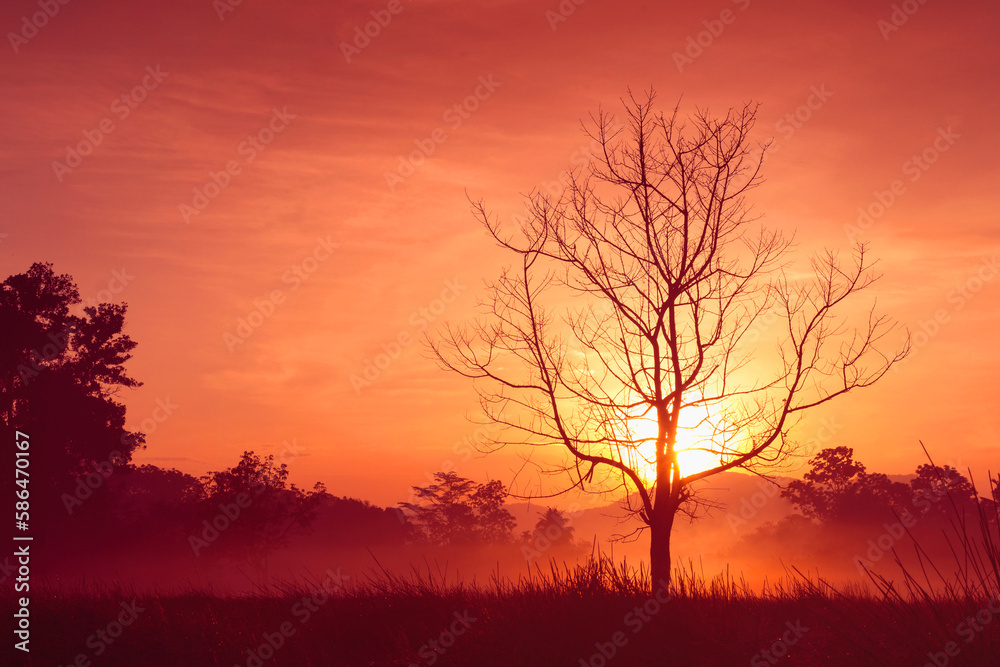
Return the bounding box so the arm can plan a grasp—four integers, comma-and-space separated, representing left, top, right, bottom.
649, 503, 676, 592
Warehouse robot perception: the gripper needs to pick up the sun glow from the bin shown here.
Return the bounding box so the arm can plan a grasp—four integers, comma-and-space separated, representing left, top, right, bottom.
628, 410, 725, 480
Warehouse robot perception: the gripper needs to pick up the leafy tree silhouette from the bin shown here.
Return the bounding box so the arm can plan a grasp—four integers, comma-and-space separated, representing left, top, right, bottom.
0, 262, 143, 534
521, 507, 582, 560
311, 494, 410, 547
83, 464, 204, 562
112, 464, 202, 530
909, 463, 978, 522
399, 471, 516, 546
534, 507, 576, 546
195, 450, 324, 584
781, 447, 910, 525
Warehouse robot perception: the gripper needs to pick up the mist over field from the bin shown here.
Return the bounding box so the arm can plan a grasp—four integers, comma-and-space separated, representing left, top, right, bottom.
24, 455, 992, 595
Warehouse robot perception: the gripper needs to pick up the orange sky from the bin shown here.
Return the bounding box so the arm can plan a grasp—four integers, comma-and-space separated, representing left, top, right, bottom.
2, 0, 998, 507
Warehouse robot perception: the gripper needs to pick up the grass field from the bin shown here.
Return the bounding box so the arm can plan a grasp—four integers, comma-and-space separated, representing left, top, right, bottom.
13, 479, 1000, 666
12, 553, 1000, 667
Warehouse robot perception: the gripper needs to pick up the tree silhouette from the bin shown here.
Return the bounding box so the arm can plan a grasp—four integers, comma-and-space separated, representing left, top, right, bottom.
521, 507, 581, 560
193, 451, 325, 584
90, 464, 203, 559
784, 448, 983, 529
311, 494, 410, 547
782, 447, 909, 524
909, 463, 978, 522
534, 507, 576, 544
399, 471, 516, 546
431, 92, 908, 587
112, 464, 203, 527
0, 262, 143, 531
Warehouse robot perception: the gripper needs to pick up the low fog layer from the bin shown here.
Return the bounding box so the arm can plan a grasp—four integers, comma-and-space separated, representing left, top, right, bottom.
25, 446, 995, 595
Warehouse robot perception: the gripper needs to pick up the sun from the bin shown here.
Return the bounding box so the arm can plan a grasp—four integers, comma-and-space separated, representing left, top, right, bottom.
628, 410, 724, 480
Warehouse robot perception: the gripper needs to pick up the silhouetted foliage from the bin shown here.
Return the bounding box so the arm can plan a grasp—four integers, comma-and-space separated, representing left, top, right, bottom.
193, 451, 325, 583
781, 447, 910, 524
310, 494, 411, 547
73, 464, 204, 561
0, 262, 143, 533
399, 471, 516, 546
909, 463, 978, 521
112, 464, 202, 527
521, 507, 583, 560
535, 507, 576, 544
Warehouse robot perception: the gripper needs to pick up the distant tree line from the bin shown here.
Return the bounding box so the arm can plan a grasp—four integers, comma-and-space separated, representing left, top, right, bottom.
0, 263, 577, 584
731, 445, 999, 572
12, 262, 984, 585
398, 471, 583, 560
782, 446, 987, 526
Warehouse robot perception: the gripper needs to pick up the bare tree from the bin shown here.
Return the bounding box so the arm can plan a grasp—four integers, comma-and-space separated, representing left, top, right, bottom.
431, 91, 908, 588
